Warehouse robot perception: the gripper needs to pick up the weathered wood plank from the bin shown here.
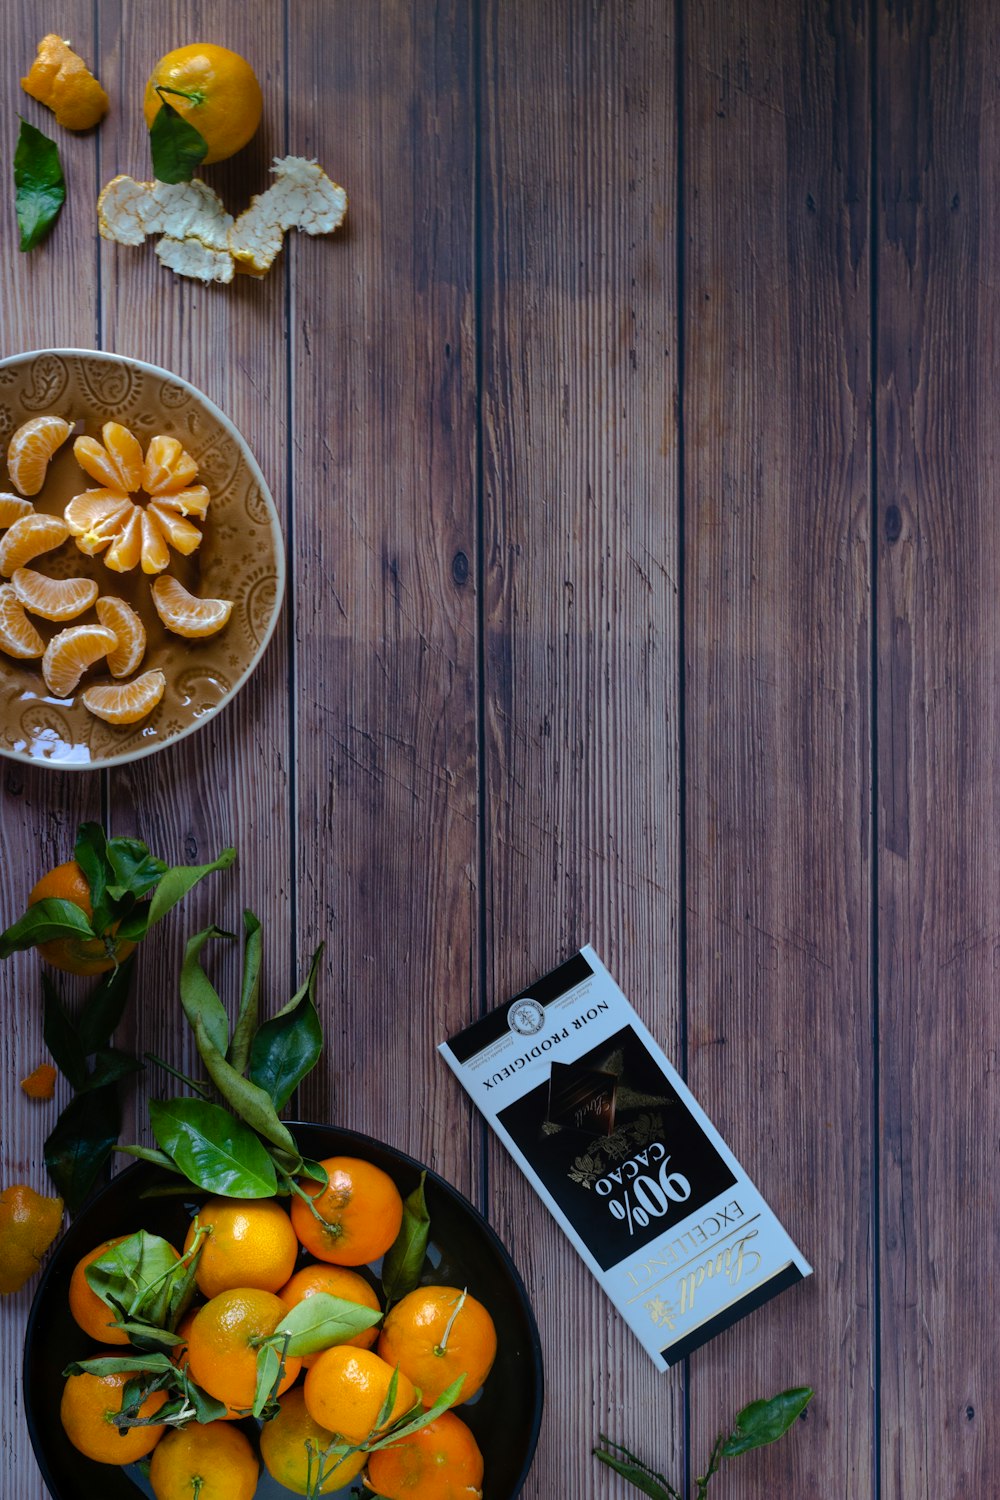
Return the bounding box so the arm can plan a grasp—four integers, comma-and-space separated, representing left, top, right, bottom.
290, 1, 480, 1190
96, 3, 293, 1127
0, 9, 104, 1499
479, 0, 681, 1490
877, 3, 1000, 1491
684, 2, 872, 1494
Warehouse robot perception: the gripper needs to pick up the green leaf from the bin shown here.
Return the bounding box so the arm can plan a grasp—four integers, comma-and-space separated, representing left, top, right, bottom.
721, 1387, 814, 1459
364, 1376, 466, 1453
252, 1340, 285, 1419
191, 1011, 299, 1157
179, 925, 233, 1058
14, 118, 65, 250
272, 1293, 382, 1358
109, 1321, 184, 1350
295, 1157, 330, 1185
63, 1354, 176, 1379
73, 823, 111, 928
85, 1230, 181, 1322
41, 974, 88, 1090
44, 1083, 120, 1215
248, 946, 324, 1109
227, 910, 263, 1075
80, 1048, 143, 1091
381, 1172, 430, 1305
593, 1447, 679, 1500
149, 95, 209, 184
149, 1097, 278, 1197
115, 1143, 185, 1174
145, 846, 235, 930
0, 897, 96, 959
76, 956, 135, 1055
175, 1367, 228, 1425
104, 838, 166, 904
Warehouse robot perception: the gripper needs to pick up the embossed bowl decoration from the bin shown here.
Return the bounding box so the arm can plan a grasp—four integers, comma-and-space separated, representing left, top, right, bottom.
0, 349, 284, 768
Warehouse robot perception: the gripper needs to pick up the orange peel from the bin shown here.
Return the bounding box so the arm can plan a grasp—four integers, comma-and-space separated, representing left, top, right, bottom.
21, 34, 108, 131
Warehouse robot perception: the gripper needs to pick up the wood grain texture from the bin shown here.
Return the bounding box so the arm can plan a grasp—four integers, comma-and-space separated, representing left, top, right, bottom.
684, 3, 873, 1495
877, 2, 1000, 1491
0, 10, 103, 1499
479, 1, 681, 1490
97, 0, 293, 1127
290, 0, 481, 1190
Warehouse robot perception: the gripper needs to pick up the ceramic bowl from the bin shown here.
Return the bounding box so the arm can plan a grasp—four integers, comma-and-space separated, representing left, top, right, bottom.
24, 1122, 544, 1499
0, 349, 284, 768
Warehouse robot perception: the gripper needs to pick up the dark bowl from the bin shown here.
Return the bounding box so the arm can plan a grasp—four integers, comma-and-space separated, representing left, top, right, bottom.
25, 1123, 543, 1500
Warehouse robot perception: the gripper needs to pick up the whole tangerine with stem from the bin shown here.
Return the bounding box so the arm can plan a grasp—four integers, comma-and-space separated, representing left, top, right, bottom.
290, 1156, 403, 1266
364, 1409, 485, 1500
68, 1236, 133, 1345
303, 1346, 416, 1445
143, 44, 263, 165
378, 1285, 497, 1407
259, 1386, 367, 1496
28, 860, 136, 976
278, 1262, 383, 1364
149, 1419, 258, 1500
60, 1367, 168, 1465
184, 1287, 301, 1411
183, 1197, 299, 1298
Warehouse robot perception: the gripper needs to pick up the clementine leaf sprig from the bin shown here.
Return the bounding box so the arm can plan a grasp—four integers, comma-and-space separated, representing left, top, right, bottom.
149, 86, 208, 183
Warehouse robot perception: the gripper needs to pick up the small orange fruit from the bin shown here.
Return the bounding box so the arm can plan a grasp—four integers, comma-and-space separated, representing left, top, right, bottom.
60, 1367, 167, 1465
68, 1237, 133, 1344
365, 1410, 485, 1500
185, 1287, 302, 1410
149, 1419, 258, 1500
173, 1310, 242, 1420
151, 574, 232, 638
80, 669, 166, 725
0, 513, 70, 577
12, 567, 98, 621
0, 1183, 63, 1294
184, 1198, 299, 1300
19, 1062, 57, 1099
7, 415, 71, 497
303, 1346, 416, 1444
290, 1157, 403, 1267
42, 622, 117, 697
21, 35, 109, 131
378, 1286, 497, 1407
0, 493, 34, 526
28, 859, 136, 975
95, 595, 146, 676
0, 584, 45, 658
278, 1263, 382, 1364
259, 1386, 367, 1495
143, 45, 263, 165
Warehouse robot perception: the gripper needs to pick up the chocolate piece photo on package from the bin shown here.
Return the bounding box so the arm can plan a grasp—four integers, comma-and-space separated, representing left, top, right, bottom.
499, 1024, 737, 1271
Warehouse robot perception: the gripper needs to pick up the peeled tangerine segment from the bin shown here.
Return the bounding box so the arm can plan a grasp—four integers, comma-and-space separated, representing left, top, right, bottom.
0, 584, 45, 658
7, 415, 72, 498
0, 513, 70, 577
74, 434, 134, 492
81, 669, 166, 725
101, 422, 144, 492
95, 596, 146, 678
65, 490, 133, 553
143, 436, 199, 496
104, 509, 142, 573
42, 623, 117, 698
146, 502, 203, 555
0, 494, 35, 528
153, 485, 211, 519
152, 574, 232, 638
140, 511, 171, 574
11, 567, 98, 622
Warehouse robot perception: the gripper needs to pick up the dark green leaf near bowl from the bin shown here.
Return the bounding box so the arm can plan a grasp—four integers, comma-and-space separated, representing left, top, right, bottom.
25, 1123, 544, 1500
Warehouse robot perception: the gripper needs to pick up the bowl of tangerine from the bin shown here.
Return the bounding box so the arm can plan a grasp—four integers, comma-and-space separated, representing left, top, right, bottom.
25, 1123, 543, 1500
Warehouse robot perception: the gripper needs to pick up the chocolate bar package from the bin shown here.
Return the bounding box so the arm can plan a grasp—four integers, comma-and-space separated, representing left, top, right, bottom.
439, 947, 812, 1369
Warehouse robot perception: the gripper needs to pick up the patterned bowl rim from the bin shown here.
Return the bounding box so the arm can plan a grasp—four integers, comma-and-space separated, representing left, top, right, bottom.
0, 347, 286, 772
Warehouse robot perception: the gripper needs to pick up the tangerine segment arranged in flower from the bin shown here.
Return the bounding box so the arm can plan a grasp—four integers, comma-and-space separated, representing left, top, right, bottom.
0, 513, 70, 577
0, 493, 35, 527
302, 1346, 417, 1445
95, 595, 146, 676
12, 567, 98, 621
148, 1419, 259, 1500
0, 585, 45, 659
259, 1386, 367, 1496
65, 423, 210, 574
378, 1286, 497, 1407
7, 415, 71, 497
184, 1288, 302, 1410
152, 574, 233, 638
365, 1410, 485, 1500
81, 669, 166, 725
42, 623, 116, 698
60, 1368, 167, 1465
291, 1156, 404, 1267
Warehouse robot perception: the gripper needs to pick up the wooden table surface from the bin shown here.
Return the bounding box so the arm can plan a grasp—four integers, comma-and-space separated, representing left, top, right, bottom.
2, 1, 998, 1496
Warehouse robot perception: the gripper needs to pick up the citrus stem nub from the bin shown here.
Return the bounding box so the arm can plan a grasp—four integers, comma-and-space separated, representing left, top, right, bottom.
435, 1287, 467, 1357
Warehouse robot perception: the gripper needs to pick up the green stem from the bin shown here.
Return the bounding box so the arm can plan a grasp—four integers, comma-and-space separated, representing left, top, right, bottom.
275, 1162, 329, 1226
143, 1052, 210, 1098
156, 83, 206, 107
435, 1287, 466, 1356
695, 1432, 727, 1498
